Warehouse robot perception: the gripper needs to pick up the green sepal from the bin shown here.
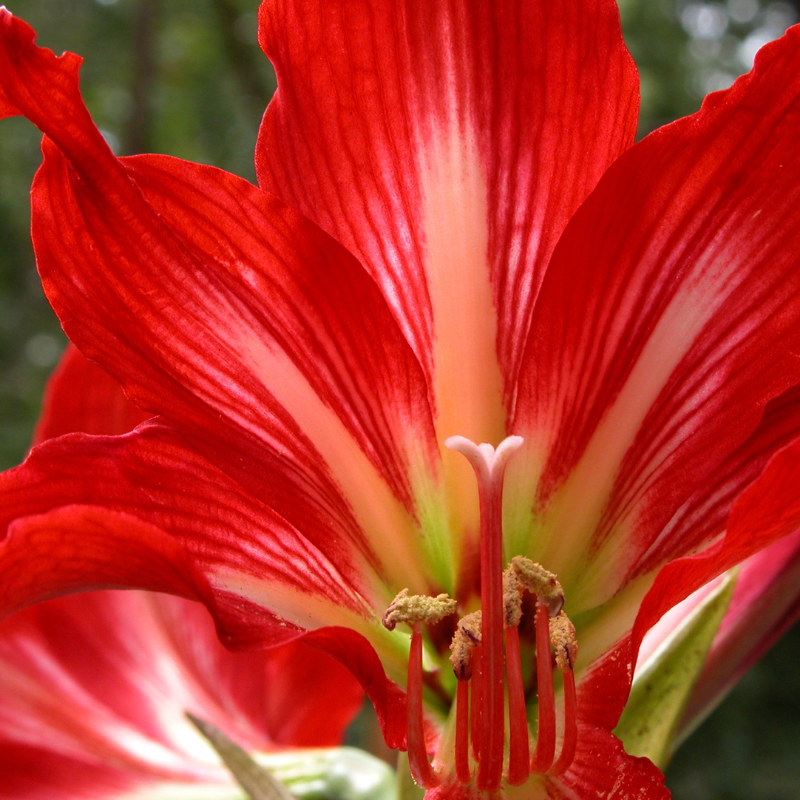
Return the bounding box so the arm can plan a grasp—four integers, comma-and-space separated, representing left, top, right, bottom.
395, 751, 425, 800
255, 747, 397, 800
187, 712, 397, 800
614, 570, 736, 769
187, 712, 293, 800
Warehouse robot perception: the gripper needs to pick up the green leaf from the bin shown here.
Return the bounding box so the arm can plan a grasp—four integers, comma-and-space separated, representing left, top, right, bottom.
187, 712, 294, 800
614, 571, 736, 769
187, 713, 397, 800
255, 747, 397, 800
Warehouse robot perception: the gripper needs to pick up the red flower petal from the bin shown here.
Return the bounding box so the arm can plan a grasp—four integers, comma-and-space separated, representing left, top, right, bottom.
680, 526, 800, 732
573, 639, 633, 732
557, 430, 800, 735
1, 419, 407, 751
0, 501, 207, 618
634, 433, 800, 658
135, 596, 365, 749
0, 9, 436, 593
0, 746, 139, 800
633, 384, 800, 577
0, 79, 17, 118
302, 626, 408, 750
543, 726, 668, 800
0, 590, 364, 797
22, 344, 381, 717
257, 0, 638, 440
423, 724, 667, 799
513, 24, 800, 609
33, 344, 150, 444
0, 423, 376, 629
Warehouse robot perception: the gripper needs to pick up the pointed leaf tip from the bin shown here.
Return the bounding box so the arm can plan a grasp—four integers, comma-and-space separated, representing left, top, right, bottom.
186, 712, 294, 800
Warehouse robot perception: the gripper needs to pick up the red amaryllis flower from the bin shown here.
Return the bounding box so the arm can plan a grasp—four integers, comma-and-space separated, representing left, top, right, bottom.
3, 2, 800, 797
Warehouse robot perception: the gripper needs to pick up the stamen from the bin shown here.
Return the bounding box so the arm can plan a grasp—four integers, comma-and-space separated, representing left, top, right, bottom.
449, 610, 481, 779
448, 611, 486, 771
449, 611, 482, 682
505, 624, 530, 785
446, 435, 523, 793
509, 556, 564, 617
530, 600, 556, 774
503, 565, 524, 628
407, 623, 438, 788
381, 589, 456, 790
455, 679, 471, 784
549, 612, 578, 673
549, 612, 579, 776
382, 588, 457, 631
549, 669, 577, 776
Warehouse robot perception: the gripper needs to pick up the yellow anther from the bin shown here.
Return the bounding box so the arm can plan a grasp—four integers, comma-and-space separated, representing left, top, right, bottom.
503, 566, 524, 628
509, 556, 564, 617
381, 588, 457, 631
449, 611, 482, 681
549, 612, 578, 672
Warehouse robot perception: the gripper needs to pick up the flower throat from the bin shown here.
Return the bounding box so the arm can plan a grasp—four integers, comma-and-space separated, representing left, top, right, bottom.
382, 436, 578, 793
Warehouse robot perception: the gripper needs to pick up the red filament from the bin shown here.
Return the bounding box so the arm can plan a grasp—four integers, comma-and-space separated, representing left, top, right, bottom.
549, 668, 578, 776
407, 624, 437, 788
444, 436, 579, 791
455, 679, 471, 783
505, 625, 530, 785
470, 647, 483, 762
531, 600, 556, 773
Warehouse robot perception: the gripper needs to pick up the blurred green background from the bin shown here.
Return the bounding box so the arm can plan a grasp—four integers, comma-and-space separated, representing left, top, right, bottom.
1, 0, 799, 797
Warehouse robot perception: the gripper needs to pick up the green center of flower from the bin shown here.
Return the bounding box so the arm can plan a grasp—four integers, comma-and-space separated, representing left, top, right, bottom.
382, 436, 579, 792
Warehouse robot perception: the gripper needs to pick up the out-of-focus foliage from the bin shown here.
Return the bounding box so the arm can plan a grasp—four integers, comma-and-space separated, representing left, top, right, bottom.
668, 625, 800, 799
1, 1, 800, 797
621, 0, 799, 133
0, 0, 273, 467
